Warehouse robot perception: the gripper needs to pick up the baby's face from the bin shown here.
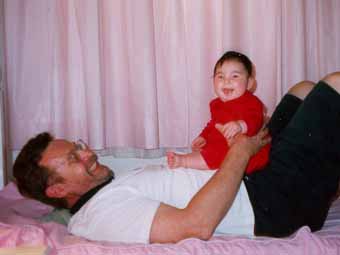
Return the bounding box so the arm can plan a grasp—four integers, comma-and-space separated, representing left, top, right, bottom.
213, 60, 249, 102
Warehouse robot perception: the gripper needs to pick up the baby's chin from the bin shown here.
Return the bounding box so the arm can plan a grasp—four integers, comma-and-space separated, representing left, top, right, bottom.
219, 94, 238, 102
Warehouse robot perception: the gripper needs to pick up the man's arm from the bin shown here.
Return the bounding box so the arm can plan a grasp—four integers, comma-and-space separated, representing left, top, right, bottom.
150, 129, 270, 243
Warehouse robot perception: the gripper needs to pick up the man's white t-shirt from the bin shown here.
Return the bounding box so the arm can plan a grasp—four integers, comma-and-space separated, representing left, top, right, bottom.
68, 164, 254, 243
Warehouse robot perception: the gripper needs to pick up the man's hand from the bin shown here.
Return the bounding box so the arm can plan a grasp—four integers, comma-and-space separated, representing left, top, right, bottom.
191, 136, 206, 151
229, 128, 271, 157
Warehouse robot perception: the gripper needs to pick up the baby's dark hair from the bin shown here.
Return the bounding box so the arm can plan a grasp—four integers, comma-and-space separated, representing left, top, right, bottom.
214, 51, 253, 77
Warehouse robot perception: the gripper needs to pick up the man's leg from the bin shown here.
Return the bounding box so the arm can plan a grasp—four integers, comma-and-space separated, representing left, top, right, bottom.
267, 81, 315, 142
321, 72, 340, 201
322, 72, 340, 92
245, 80, 315, 236
246, 73, 340, 237
287, 80, 315, 100
277, 75, 340, 232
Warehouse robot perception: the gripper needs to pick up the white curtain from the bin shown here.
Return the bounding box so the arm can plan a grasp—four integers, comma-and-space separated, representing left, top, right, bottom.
3, 0, 340, 155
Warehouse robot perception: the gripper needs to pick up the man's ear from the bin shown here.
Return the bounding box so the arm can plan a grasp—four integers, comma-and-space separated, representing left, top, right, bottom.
45, 183, 68, 198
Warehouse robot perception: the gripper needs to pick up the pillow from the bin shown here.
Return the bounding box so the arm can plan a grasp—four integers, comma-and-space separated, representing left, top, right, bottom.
40, 208, 71, 225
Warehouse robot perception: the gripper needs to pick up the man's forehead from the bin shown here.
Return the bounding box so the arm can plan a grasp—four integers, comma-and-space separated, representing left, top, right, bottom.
40, 139, 73, 166
48, 139, 73, 152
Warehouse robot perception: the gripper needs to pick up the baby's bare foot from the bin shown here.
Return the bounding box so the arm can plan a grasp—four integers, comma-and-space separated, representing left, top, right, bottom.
167, 151, 185, 169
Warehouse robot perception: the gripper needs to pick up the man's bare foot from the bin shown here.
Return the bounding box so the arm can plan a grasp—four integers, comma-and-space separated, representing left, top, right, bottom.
167, 152, 186, 169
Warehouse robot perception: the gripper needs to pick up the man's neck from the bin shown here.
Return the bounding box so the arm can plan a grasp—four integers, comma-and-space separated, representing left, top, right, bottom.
66, 171, 115, 208
68, 175, 114, 214
66, 195, 82, 208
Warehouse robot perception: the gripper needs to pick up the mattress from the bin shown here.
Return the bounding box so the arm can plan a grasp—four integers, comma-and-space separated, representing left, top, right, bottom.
1, 157, 340, 254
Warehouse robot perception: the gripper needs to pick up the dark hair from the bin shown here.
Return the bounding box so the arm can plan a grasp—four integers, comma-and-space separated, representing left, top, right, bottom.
213, 51, 253, 77
13, 132, 68, 208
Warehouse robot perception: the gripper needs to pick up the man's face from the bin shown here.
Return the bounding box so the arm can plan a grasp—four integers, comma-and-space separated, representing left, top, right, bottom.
40, 139, 113, 199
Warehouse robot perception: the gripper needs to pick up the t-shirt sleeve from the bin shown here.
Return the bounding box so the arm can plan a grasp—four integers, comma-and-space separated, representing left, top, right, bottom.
68, 186, 160, 244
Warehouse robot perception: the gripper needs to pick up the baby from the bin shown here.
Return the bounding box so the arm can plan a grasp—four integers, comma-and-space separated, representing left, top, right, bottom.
167, 51, 270, 174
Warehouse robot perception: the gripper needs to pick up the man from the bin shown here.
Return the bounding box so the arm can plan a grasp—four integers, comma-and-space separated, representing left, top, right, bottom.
13, 72, 340, 244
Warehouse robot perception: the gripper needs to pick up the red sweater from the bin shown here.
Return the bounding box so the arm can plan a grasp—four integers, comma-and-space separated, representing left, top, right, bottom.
199, 91, 270, 174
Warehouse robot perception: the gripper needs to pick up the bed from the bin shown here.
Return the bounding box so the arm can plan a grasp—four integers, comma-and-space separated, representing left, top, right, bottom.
1, 156, 340, 255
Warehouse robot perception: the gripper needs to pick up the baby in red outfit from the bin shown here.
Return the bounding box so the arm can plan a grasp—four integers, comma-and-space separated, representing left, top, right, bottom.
167, 51, 270, 174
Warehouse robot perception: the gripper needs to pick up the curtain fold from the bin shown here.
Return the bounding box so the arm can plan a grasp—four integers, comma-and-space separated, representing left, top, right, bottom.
3, 0, 340, 155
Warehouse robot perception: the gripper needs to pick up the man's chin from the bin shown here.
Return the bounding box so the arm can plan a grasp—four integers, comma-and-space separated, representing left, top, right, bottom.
98, 165, 115, 181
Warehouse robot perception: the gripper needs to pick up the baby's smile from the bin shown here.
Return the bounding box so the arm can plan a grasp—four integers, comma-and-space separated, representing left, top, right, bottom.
222, 88, 234, 95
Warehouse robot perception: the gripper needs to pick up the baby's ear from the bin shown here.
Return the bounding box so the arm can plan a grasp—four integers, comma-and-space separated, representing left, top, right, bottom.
247, 76, 257, 93
248, 63, 257, 93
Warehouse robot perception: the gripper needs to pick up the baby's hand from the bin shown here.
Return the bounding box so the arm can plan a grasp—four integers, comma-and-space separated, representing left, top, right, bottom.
215, 121, 242, 139
191, 136, 206, 151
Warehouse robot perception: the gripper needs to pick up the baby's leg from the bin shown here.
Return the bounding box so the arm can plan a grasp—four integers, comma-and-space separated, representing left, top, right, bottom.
167, 151, 209, 169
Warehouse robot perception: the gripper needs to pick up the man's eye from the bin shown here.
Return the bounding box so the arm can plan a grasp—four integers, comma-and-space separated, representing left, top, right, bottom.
68, 153, 78, 163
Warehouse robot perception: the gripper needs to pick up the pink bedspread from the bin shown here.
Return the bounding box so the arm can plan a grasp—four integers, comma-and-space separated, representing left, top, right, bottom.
1, 182, 340, 254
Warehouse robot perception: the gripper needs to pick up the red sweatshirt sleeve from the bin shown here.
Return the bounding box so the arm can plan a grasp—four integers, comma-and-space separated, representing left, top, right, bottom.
199, 99, 217, 139
240, 94, 264, 135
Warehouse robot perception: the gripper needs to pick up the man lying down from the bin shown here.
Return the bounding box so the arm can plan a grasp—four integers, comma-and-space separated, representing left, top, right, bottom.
13, 72, 340, 243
